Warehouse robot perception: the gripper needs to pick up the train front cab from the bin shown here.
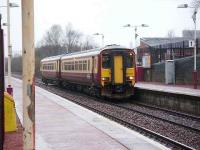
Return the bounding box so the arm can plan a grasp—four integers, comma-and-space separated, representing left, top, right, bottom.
100, 49, 135, 99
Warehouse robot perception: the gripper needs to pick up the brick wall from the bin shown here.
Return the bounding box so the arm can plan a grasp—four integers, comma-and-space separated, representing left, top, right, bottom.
175, 55, 200, 84
143, 54, 200, 85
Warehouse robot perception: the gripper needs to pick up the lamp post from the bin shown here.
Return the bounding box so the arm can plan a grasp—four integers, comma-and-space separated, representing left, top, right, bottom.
93, 33, 104, 47
1, 2, 19, 95
123, 24, 149, 65
178, 4, 198, 89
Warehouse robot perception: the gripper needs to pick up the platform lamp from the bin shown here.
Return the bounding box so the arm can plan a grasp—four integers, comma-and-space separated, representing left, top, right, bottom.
0, 1, 19, 95
178, 4, 198, 89
93, 33, 104, 47
123, 24, 149, 65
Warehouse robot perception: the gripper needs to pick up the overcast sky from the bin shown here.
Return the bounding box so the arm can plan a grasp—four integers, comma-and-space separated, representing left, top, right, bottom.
0, 0, 199, 56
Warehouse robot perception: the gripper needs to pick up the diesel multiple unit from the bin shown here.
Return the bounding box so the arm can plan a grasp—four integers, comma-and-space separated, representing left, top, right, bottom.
40, 45, 136, 99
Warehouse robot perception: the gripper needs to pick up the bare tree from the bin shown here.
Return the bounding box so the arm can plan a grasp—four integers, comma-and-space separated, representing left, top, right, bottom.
81, 35, 97, 50
167, 30, 176, 39
42, 24, 63, 47
192, 0, 200, 8
63, 23, 82, 53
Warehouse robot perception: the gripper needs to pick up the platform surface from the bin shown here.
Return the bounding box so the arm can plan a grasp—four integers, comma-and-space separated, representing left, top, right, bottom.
135, 82, 200, 97
9, 77, 168, 150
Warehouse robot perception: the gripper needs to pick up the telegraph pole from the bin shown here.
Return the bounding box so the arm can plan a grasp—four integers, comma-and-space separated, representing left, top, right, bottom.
21, 0, 35, 149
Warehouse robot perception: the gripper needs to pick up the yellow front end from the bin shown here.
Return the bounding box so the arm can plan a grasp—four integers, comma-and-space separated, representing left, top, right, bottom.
101, 54, 135, 99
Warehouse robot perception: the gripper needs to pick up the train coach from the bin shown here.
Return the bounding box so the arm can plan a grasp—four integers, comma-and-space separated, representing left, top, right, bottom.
40, 45, 136, 99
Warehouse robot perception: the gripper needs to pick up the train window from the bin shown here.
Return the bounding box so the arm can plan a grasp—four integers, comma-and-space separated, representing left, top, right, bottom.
83, 60, 87, 71
64, 62, 67, 70
102, 54, 111, 68
88, 60, 90, 71
75, 61, 78, 70
79, 61, 83, 70
71, 62, 74, 70
126, 54, 134, 68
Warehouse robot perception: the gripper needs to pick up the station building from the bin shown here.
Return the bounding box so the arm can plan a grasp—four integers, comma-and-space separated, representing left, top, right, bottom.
137, 30, 200, 65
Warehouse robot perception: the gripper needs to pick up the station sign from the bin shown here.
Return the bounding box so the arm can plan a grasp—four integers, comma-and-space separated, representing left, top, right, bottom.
188, 40, 195, 48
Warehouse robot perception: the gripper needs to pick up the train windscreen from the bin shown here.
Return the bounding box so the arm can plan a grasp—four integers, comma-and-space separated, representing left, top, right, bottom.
126, 53, 134, 68
102, 54, 111, 68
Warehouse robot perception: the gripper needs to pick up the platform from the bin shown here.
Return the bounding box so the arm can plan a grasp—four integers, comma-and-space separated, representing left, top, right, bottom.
135, 82, 200, 97
8, 77, 168, 150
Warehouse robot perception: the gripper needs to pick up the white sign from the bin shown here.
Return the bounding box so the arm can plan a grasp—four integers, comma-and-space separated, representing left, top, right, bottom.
189, 40, 195, 48
142, 54, 151, 68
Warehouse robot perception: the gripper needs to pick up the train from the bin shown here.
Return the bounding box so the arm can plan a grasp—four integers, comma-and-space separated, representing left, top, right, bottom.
40, 45, 136, 99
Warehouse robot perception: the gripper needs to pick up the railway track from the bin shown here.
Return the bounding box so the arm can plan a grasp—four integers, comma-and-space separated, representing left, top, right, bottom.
111, 103, 200, 133
36, 81, 199, 150
133, 102, 200, 121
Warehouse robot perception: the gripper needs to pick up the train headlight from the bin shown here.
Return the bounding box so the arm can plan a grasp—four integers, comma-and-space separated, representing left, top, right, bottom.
127, 76, 134, 80
102, 77, 109, 81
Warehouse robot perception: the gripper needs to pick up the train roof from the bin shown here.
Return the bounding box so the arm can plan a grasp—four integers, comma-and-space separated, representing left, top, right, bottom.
61, 45, 132, 59
41, 54, 64, 62
41, 45, 132, 62
102, 44, 131, 51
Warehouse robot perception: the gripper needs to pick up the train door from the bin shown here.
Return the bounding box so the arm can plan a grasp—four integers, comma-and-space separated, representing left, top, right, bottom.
114, 55, 123, 84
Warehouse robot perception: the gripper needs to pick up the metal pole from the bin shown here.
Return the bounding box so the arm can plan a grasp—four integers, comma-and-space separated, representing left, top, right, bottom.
135, 27, 138, 64
7, 0, 12, 88
21, 0, 35, 149
0, 13, 5, 150
193, 9, 197, 89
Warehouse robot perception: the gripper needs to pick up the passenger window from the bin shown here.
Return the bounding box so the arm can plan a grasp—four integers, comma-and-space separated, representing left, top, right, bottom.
102, 54, 111, 68
75, 61, 78, 70
79, 61, 83, 70
83, 61, 87, 71
88, 60, 90, 71
72, 62, 74, 70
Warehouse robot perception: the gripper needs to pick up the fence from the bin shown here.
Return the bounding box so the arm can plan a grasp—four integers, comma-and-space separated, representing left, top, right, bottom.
138, 39, 200, 64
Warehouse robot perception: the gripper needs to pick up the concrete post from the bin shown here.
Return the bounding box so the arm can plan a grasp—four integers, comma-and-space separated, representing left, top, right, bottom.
21, 0, 35, 149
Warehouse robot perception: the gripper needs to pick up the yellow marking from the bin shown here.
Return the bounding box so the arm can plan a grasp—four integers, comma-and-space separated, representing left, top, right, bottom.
114, 56, 123, 84
101, 68, 111, 86
126, 68, 134, 76
126, 68, 135, 85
